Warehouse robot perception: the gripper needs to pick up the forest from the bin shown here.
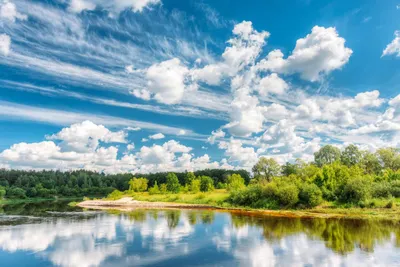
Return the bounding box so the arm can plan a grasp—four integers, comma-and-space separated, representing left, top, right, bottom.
2, 144, 400, 210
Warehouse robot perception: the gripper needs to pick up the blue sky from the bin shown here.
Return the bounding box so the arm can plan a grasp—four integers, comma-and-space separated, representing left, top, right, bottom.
0, 0, 400, 173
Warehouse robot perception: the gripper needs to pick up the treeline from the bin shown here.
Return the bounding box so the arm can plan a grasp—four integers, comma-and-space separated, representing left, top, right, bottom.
230, 145, 400, 209
0, 169, 250, 200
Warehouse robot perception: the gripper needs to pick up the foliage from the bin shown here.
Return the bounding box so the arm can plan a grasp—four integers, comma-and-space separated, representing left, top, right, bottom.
299, 183, 323, 208
160, 184, 168, 194
200, 176, 214, 192
185, 172, 196, 186
190, 179, 201, 193
0, 186, 5, 199
341, 145, 362, 167
314, 145, 341, 167
226, 174, 245, 192
252, 157, 281, 182
148, 181, 160, 195
275, 183, 299, 207
6, 187, 27, 199
166, 173, 180, 193
340, 177, 371, 203
128, 178, 148, 192
107, 190, 123, 200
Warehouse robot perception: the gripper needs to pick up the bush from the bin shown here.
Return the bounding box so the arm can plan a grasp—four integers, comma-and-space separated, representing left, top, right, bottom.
276, 184, 299, 207
6, 187, 27, 199
226, 174, 245, 192
385, 199, 395, 209
390, 180, 400, 197
341, 178, 371, 203
0, 186, 6, 199
228, 185, 264, 207
190, 179, 201, 193
107, 190, 123, 200
200, 176, 214, 192
128, 178, 148, 192
149, 181, 160, 195
166, 173, 181, 193
299, 183, 323, 208
372, 182, 391, 198
160, 184, 168, 194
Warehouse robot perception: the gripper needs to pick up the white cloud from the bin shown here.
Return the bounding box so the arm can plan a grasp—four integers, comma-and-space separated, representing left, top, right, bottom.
68, 0, 161, 14
0, 1, 27, 22
144, 58, 196, 104
149, 133, 165, 140
389, 94, 400, 107
218, 138, 258, 170
382, 31, 400, 57
257, 73, 288, 96
127, 143, 135, 151
208, 129, 225, 144
257, 26, 352, 81
0, 34, 11, 56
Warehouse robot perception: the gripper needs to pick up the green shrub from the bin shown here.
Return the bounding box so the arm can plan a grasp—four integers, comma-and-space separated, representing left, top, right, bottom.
389, 180, 400, 197
385, 199, 395, 209
190, 179, 201, 193
276, 184, 299, 207
299, 183, 323, 208
228, 185, 264, 207
0, 186, 6, 199
6, 187, 27, 199
372, 182, 391, 198
166, 173, 180, 193
216, 182, 227, 189
200, 176, 214, 192
149, 181, 160, 195
128, 178, 148, 192
160, 184, 168, 194
226, 174, 245, 192
341, 178, 371, 203
107, 190, 123, 200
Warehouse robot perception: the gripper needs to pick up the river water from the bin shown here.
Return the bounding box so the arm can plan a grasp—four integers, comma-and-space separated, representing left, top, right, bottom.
0, 200, 400, 267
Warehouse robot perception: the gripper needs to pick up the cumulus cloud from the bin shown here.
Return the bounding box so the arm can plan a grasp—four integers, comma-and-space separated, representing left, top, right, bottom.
0, 0, 27, 22
48, 120, 127, 152
149, 133, 165, 140
0, 34, 11, 56
257, 73, 288, 96
389, 93, 400, 107
218, 138, 258, 170
257, 26, 352, 81
141, 58, 196, 104
382, 31, 400, 57
208, 129, 225, 144
68, 0, 161, 14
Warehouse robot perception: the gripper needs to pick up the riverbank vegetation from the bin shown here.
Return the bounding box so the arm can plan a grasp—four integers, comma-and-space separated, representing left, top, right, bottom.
104, 145, 400, 212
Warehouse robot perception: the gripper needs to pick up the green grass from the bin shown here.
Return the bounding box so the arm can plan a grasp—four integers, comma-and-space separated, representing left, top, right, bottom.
0, 197, 84, 205
127, 189, 230, 206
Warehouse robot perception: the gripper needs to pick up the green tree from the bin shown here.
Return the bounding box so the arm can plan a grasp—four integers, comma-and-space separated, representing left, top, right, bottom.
200, 176, 214, 192
377, 148, 400, 170
128, 177, 148, 192
190, 179, 201, 193
226, 174, 245, 192
314, 145, 341, 167
299, 183, 323, 207
166, 173, 180, 193
185, 172, 196, 186
252, 157, 281, 182
149, 181, 160, 195
0, 186, 5, 199
341, 144, 362, 167
282, 162, 299, 176
361, 151, 382, 174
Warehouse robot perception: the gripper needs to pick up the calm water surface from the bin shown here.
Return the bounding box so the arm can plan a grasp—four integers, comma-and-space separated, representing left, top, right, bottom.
0, 201, 400, 267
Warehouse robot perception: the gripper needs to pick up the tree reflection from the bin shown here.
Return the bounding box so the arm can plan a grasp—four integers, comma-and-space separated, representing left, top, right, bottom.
165, 210, 181, 229
231, 214, 400, 254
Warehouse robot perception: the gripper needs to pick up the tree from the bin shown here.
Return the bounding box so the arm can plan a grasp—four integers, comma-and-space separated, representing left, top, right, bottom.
0, 186, 5, 199
226, 174, 245, 192
377, 148, 400, 170
282, 162, 298, 176
200, 176, 214, 192
361, 151, 382, 174
314, 145, 341, 167
149, 181, 160, 195
166, 173, 180, 193
190, 179, 201, 193
128, 178, 148, 192
341, 145, 362, 167
252, 157, 281, 182
185, 172, 196, 186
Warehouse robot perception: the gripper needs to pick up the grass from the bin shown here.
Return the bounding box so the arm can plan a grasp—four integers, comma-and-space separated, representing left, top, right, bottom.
129, 189, 230, 206
0, 197, 84, 205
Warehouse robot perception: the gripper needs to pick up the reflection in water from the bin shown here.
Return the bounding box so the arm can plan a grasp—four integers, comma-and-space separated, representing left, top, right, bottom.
0, 203, 400, 266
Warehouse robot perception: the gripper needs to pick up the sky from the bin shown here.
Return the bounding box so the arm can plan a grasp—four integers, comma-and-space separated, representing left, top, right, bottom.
0, 0, 400, 174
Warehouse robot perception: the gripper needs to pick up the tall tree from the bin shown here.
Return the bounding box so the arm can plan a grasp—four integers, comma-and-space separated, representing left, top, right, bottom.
252, 157, 281, 182
314, 145, 341, 167
341, 144, 362, 167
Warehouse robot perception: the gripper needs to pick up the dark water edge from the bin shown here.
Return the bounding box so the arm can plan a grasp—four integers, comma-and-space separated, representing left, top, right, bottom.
0, 201, 400, 267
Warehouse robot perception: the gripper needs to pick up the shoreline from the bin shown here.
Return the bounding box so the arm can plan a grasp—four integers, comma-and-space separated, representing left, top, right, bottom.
77, 197, 400, 221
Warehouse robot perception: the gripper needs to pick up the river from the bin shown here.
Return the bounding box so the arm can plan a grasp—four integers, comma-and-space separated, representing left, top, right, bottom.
0, 200, 400, 266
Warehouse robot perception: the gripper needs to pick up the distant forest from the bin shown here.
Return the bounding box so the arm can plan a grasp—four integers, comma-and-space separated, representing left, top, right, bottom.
0, 169, 250, 199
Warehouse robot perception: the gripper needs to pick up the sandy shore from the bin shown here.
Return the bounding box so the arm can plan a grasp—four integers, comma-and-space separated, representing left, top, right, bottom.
77, 197, 218, 211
